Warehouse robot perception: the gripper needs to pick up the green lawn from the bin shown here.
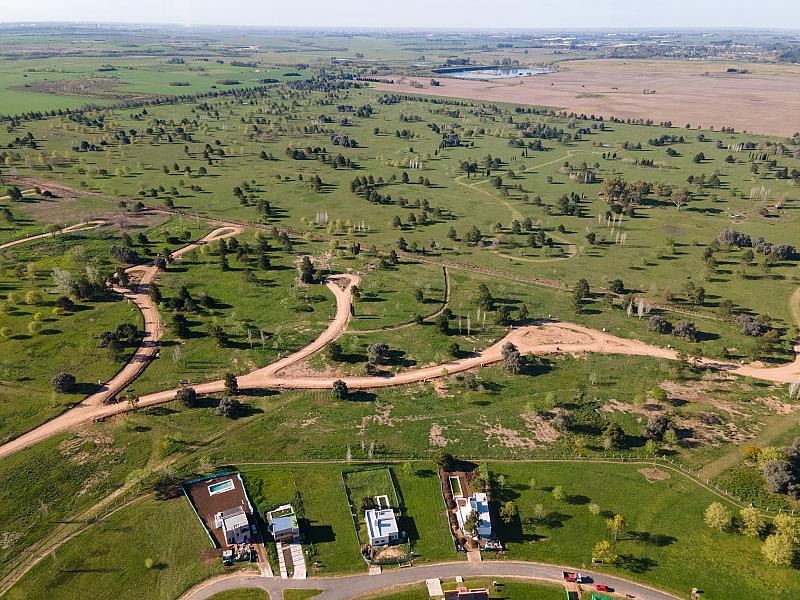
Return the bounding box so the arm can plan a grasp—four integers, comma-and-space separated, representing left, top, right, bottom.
486, 461, 800, 600
283, 590, 321, 600
357, 578, 564, 599
209, 590, 271, 600
6, 496, 225, 600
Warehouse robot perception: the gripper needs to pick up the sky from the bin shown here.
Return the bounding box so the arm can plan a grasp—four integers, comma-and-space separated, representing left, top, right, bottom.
1, 0, 797, 30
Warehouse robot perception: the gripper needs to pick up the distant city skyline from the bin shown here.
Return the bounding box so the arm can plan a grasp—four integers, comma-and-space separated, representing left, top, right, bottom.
2, 0, 798, 30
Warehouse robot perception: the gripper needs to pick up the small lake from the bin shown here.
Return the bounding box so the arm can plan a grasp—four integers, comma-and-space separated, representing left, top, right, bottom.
444, 67, 554, 79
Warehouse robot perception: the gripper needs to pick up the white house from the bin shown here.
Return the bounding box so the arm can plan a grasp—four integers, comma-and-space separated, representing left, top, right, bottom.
365, 507, 399, 546
455, 491, 492, 540
215, 506, 251, 545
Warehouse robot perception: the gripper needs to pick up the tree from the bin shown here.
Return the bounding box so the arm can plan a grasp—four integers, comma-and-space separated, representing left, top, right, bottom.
332, 379, 348, 400
175, 386, 198, 408
704, 502, 733, 531
475, 284, 494, 311
463, 509, 479, 535
603, 422, 625, 450
763, 460, 796, 496
435, 313, 449, 334
367, 342, 390, 365
499, 501, 518, 524
413, 287, 424, 302
171, 313, 189, 338
325, 341, 343, 362
773, 514, 800, 544
739, 506, 765, 538
648, 315, 673, 334
501, 342, 523, 374
762, 534, 795, 566
643, 413, 673, 440
551, 485, 565, 503
592, 540, 618, 564
609, 279, 625, 294
663, 428, 679, 447
447, 341, 460, 358
574, 278, 590, 301
588, 503, 601, 516
217, 397, 241, 419
606, 514, 626, 541
433, 450, 455, 471
517, 304, 529, 321
51, 372, 76, 393
223, 372, 238, 396
673, 320, 698, 342
299, 255, 315, 284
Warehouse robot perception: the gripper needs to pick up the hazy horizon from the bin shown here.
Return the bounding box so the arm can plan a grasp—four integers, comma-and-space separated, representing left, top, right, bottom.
2, 0, 797, 30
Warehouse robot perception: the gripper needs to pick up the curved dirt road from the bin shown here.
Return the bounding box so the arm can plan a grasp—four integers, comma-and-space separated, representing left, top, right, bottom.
0, 220, 108, 250
0, 225, 241, 460
179, 560, 680, 600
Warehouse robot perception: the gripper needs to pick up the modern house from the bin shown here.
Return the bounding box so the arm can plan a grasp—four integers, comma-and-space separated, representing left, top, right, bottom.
364, 495, 399, 547
266, 504, 301, 543
183, 472, 257, 549
214, 506, 252, 545
455, 491, 492, 540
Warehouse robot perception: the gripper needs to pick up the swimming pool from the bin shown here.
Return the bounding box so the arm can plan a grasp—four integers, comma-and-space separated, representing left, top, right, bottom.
208, 479, 235, 495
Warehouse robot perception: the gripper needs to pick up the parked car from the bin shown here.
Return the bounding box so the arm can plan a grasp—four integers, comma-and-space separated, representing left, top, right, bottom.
596, 584, 612, 592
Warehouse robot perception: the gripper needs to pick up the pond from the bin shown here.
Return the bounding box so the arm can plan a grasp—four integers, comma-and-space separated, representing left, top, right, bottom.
444, 67, 555, 79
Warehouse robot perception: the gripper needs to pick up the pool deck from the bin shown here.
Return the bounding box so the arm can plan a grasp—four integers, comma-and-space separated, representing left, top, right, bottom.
184, 474, 252, 548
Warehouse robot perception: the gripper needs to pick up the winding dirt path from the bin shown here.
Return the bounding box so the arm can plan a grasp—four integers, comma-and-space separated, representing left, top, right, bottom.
0, 220, 108, 250
0, 225, 241, 460
346, 266, 450, 334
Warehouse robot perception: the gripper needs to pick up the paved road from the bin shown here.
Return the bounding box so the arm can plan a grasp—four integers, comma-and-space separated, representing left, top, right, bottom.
179, 560, 683, 600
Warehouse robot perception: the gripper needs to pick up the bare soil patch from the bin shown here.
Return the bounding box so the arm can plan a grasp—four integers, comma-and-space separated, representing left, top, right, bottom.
14, 76, 157, 102
639, 467, 670, 481
379, 59, 800, 136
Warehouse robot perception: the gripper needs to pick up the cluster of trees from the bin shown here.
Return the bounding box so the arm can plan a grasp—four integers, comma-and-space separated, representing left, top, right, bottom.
704, 501, 800, 566
718, 229, 796, 260
601, 176, 651, 213
648, 315, 698, 342
97, 322, 139, 360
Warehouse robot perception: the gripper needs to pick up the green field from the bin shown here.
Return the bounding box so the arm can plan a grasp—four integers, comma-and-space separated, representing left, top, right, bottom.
1, 25, 800, 600
357, 578, 564, 600
6, 496, 225, 600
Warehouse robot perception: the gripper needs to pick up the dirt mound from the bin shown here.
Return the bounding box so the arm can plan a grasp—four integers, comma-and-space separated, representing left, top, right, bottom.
639, 468, 670, 481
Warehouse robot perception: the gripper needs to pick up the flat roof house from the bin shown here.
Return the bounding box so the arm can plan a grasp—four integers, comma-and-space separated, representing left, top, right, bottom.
455, 491, 492, 540
215, 506, 251, 545
365, 507, 400, 547
271, 514, 300, 543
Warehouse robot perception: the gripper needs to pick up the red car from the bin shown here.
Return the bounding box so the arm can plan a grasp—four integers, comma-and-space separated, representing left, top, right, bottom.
596, 584, 611, 592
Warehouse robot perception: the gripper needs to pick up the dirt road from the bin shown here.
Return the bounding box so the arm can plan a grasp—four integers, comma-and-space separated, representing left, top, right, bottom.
0, 220, 107, 250
0, 225, 241, 459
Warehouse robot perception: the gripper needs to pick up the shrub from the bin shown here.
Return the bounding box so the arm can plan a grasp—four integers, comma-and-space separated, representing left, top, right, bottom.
761, 533, 795, 566
332, 379, 348, 400
642, 413, 673, 440
51, 372, 76, 393
217, 397, 242, 419
673, 320, 698, 342
648, 315, 672, 334
175, 386, 198, 408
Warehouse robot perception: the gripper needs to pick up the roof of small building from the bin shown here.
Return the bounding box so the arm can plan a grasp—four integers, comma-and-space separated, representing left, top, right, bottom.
221, 506, 249, 532
272, 513, 299, 533
366, 508, 399, 540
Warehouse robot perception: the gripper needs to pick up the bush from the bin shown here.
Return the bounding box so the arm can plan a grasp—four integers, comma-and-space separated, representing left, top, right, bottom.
175, 386, 198, 408
648, 315, 672, 334
51, 372, 76, 393
217, 397, 242, 419
332, 379, 348, 400
673, 320, 698, 342
642, 413, 673, 440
